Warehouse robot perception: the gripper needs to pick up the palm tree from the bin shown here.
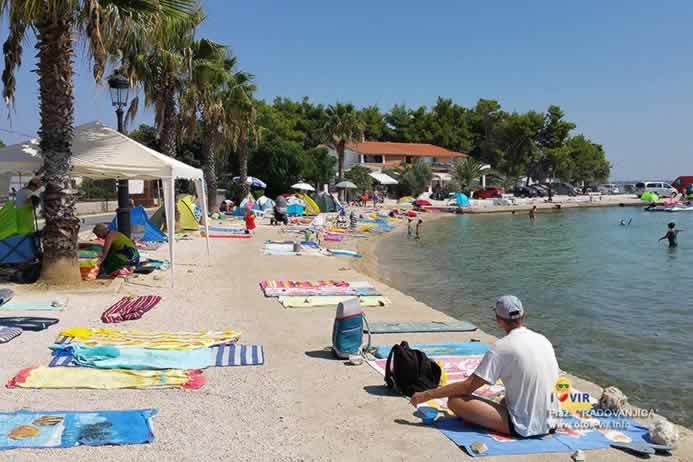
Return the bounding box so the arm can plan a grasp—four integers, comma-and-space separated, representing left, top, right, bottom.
450, 157, 485, 194
123, 10, 204, 158
1, 0, 196, 284
225, 70, 258, 200
179, 39, 234, 210
324, 103, 365, 182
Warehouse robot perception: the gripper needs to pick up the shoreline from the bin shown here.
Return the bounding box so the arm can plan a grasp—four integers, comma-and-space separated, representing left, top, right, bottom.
354, 212, 693, 435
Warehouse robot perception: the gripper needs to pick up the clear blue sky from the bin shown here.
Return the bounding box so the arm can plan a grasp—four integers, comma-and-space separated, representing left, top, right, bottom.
1, 1, 692, 180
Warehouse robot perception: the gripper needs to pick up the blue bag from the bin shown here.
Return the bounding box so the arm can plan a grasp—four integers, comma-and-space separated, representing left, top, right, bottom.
332, 298, 370, 359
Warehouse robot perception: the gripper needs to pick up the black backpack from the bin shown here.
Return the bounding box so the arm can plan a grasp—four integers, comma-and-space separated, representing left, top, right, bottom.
384, 341, 441, 397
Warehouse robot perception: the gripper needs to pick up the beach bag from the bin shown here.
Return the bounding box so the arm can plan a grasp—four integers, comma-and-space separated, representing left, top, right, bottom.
384, 341, 441, 396
332, 298, 370, 359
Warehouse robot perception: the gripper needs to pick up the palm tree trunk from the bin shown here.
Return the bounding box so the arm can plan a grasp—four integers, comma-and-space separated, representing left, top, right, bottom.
337, 140, 346, 180
160, 78, 177, 158
238, 129, 249, 199
200, 123, 217, 211
35, 14, 81, 284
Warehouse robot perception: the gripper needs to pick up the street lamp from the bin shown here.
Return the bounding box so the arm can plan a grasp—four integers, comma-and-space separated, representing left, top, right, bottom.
107, 70, 131, 237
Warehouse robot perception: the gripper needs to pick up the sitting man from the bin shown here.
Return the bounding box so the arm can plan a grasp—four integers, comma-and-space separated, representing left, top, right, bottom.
411, 295, 560, 437
92, 224, 140, 275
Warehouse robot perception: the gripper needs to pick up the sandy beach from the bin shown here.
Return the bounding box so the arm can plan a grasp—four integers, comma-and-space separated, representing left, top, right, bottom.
1, 214, 691, 461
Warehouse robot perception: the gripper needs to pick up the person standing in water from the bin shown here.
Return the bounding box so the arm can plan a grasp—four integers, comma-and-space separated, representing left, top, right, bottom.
415, 219, 423, 240
659, 222, 685, 248
407, 218, 413, 238
529, 206, 537, 223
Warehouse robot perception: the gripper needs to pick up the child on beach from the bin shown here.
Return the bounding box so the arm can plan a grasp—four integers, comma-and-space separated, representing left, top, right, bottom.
529, 206, 537, 223
659, 222, 685, 248
407, 218, 413, 238
245, 210, 257, 234
415, 219, 423, 240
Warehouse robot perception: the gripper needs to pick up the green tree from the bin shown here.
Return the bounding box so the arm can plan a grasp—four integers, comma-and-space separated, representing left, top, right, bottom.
302, 147, 335, 191
497, 111, 544, 179
225, 71, 259, 199
345, 165, 374, 194
566, 135, 611, 185
360, 105, 386, 140
248, 134, 303, 197
398, 159, 433, 197
1, 0, 196, 284
324, 103, 365, 181
450, 157, 485, 193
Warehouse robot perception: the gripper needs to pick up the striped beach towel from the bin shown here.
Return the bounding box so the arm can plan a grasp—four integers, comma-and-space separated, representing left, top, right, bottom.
50, 341, 264, 367
55, 328, 241, 350
101, 296, 161, 323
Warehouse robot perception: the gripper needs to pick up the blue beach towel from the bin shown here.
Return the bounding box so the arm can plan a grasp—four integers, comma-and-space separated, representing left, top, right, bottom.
366, 320, 478, 334
373, 342, 490, 359
455, 192, 471, 207
0, 409, 157, 451
49, 341, 264, 368
50, 343, 212, 370
207, 227, 247, 233
435, 413, 650, 457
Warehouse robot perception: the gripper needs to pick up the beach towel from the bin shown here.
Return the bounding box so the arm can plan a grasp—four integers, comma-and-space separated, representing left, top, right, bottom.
49, 343, 265, 368
50, 343, 213, 370
328, 249, 362, 258
0, 301, 65, 311
278, 296, 390, 308
56, 327, 240, 350
206, 234, 252, 239
0, 327, 22, 344
366, 320, 478, 334
207, 227, 247, 234
0, 409, 157, 451
0, 289, 14, 306
101, 295, 161, 324
0, 317, 58, 331
372, 342, 491, 359
7, 367, 205, 389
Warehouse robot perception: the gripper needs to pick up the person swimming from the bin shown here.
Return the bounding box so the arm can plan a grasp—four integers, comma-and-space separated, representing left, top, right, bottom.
659, 222, 685, 248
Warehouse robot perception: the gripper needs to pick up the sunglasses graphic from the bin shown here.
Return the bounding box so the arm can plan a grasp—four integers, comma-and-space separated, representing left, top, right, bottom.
556, 383, 570, 390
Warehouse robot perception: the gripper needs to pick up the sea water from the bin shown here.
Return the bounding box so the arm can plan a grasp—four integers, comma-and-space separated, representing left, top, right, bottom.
377, 206, 693, 427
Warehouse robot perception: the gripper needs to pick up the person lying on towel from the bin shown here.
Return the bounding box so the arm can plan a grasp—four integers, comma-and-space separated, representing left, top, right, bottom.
92, 224, 140, 275
410, 295, 560, 437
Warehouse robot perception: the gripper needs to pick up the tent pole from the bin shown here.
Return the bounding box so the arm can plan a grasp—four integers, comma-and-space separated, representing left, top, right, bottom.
200, 178, 211, 257
168, 177, 176, 288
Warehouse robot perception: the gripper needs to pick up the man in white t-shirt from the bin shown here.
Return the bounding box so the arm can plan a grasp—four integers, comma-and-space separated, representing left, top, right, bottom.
410, 295, 560, 437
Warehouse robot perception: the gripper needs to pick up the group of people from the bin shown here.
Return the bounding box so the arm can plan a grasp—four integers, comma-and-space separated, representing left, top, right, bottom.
406, 218, 423, 240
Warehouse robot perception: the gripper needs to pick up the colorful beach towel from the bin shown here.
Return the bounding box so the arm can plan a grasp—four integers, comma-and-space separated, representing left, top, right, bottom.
208, 227, 247, 234
206, 234, 252, 239
366, 320, 478, 334
372, 342, 491, 359
0, 409, 157, 451
49, 343, 264, 368
50, 343, 213, 370
0, 327, 22, 344
7, 367, 205, 389
0, 301, 65, 311
101, 295, 162, 323
328, 249, 362, 258
56, 327, 240, 350
0, 317, 58, 332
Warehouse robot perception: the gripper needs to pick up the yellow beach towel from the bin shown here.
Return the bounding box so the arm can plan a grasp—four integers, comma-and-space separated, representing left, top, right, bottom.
58, 327, 240, 350
7, 367, 206, 389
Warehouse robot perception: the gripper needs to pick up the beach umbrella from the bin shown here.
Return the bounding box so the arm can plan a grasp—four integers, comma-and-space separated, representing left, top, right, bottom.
232, 176, 267, 189
291, 182, 315, 192
335, 180, 357, 189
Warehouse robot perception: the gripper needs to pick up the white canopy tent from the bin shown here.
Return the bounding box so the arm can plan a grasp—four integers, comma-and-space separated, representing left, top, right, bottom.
369, 172, 398, 185
0, 122, 210, 287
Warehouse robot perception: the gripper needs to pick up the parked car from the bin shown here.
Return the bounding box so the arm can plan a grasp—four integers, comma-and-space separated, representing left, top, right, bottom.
672, 176, 693, 195
635, 181, 677, 198
473, 187, 504, 199
543, 182, 578, 196
598, 184, 620, 194
622, 184, 636, 194
513, 186, 540, 198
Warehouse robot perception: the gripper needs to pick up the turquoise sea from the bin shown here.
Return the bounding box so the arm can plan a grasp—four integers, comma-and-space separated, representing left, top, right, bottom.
376, 206, 693, 427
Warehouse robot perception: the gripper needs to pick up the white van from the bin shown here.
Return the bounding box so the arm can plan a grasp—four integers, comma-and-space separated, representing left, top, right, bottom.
635, 181, 676, 198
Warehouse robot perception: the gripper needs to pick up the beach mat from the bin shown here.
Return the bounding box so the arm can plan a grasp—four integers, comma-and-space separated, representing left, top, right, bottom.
0, 317, 58, 332
55, 327, 241, 350
207, 227, 247, 233
0, 409, 158, 451
0, 302, 65, 311
207, 234, 252, 239
278, 296, 390, 308
7, 367, 205, 389
366, 320, 477, 334
49, 343, 264, 368
372, 342, 490, 359
101, 296, 161, 324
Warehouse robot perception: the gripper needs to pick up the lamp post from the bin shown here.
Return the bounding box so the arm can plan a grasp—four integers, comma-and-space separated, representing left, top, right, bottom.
108, 71, 131, 238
